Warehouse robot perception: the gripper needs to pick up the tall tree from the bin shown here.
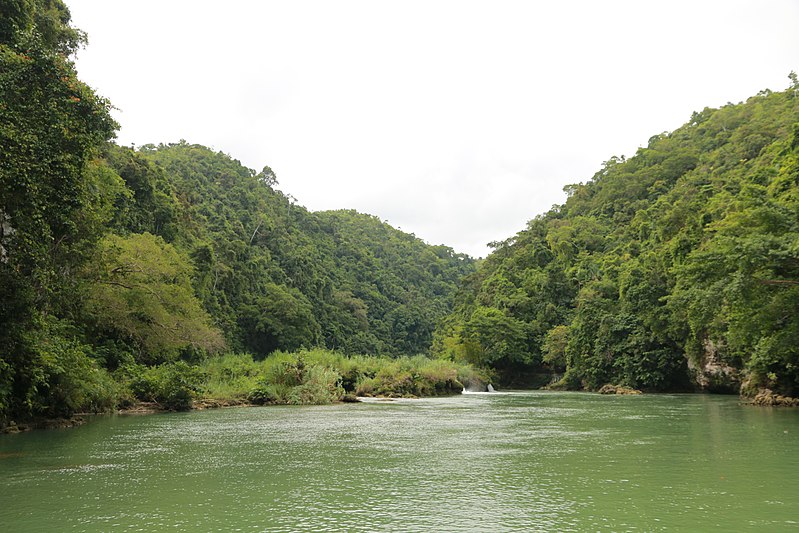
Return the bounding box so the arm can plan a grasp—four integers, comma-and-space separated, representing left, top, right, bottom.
0, 0, 116, 422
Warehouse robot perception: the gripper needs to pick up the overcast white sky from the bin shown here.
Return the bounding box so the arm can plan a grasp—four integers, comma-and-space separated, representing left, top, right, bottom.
67, 0, 798, 258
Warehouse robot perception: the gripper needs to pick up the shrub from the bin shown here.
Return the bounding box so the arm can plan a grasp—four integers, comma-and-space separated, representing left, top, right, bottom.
351, 354, 477, 397
121, 361, 207, 410
287, 366, 344, 405
248, 353, 344, 405
199, 352, 264, 399
22, 319, 123, 418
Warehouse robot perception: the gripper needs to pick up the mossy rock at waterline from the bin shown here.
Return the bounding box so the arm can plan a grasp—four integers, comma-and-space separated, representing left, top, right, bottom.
750, 389, 799, 407
598, 384, 643, 395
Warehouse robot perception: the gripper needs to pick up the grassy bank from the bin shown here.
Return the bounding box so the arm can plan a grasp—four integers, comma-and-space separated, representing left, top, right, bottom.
201, 350, 489, 406
99, 350, 490, 413
1, 349, 489, 431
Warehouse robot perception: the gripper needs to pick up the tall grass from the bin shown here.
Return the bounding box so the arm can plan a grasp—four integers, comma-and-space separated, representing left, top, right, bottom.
196, 349, 489, 405
200, 352, 262, 400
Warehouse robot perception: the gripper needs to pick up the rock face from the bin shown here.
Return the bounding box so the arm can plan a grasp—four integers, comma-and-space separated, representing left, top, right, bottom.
751, 388, 799, 407
598, 384, 642, 395
0, 211, 14, 264
687, 338, 740, 393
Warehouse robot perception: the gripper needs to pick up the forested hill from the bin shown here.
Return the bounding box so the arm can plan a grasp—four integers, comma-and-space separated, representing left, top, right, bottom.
434, 82, 799, 396
105, 142, 475, 358
0, 0, 475, 424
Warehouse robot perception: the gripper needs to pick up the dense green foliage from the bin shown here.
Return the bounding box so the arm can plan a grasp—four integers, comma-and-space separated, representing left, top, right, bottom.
118, 360, 207, 411
114, 142, 474, 358
204, 350, 485, 405
0, 1, 475, 425
0, 0, 117, 424
3, 0, 797, 426
85, 232, 225, 360
435, 83, 799, 396
90, 350, 484, 412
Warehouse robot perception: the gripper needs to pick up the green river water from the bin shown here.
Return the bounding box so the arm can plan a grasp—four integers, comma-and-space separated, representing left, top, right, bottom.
1, 391, 798, 532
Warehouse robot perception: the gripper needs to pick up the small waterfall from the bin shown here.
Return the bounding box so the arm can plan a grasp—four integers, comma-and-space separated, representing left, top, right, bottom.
461, 382, 498, 393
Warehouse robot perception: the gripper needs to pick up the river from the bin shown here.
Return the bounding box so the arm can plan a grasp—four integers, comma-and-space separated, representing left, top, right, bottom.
1, 391, 797, 531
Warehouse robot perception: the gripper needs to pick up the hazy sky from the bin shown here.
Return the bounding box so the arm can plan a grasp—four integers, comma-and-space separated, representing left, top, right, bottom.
67, 1, 798, 258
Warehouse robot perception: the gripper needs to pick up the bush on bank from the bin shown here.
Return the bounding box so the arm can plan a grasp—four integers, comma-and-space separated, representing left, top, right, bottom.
203, 349, 488, 405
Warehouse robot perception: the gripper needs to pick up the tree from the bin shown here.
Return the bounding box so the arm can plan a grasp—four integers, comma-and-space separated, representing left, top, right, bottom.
238, 283, 321, 357
0, 0, 116, 424
542, 325, 569, 372
84, 233, 224, 362
435, 82, 799, 393
460, 306, 531, 370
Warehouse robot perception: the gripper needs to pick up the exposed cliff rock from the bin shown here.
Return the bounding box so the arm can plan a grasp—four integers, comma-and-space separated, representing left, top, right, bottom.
687, 338, 740, 394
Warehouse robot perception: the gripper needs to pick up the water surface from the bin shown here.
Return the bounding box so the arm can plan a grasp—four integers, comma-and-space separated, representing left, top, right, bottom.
1, 392, 797, 531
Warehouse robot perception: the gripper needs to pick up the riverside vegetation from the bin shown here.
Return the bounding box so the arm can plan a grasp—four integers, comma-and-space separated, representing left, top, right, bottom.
2, 1, 798, 429
119, 350, 484, 412
0, 0, 480, 427
434, 76, 799, 401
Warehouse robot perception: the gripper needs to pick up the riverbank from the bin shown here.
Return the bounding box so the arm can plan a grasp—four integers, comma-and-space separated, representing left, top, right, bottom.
1, 350, 489, 432
205, 350, 487, 406
117, 398, 254, 416
5, 386, 796, 435
1, 416, 87, 434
